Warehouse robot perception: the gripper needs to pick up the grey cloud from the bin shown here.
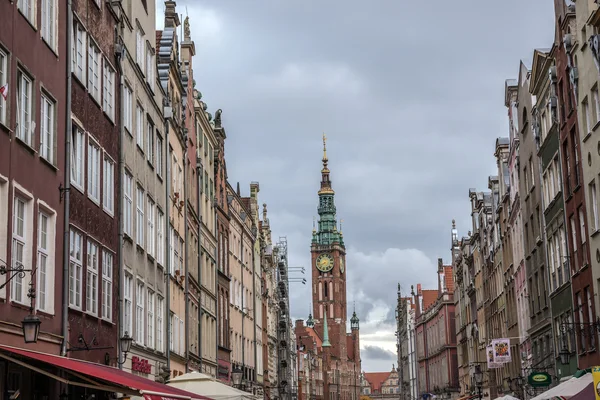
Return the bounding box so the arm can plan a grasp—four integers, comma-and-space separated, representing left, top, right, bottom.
362, 346, 397, 362
168, 0, 555, 371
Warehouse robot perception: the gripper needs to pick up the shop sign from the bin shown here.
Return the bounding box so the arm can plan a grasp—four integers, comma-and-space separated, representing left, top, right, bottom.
527, 371, 551, 387
132, 356, 152, 374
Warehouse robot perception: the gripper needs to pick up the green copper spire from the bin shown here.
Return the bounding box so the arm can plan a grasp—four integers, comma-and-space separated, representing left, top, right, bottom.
322, 309, 331, 347
313, 133, 344, 246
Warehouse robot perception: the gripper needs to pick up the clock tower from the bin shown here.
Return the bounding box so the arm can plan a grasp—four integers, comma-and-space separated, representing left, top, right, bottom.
311, 134, 348, 359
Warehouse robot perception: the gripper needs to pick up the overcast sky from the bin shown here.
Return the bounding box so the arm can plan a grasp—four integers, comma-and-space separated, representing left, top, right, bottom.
157, 0, 555, 372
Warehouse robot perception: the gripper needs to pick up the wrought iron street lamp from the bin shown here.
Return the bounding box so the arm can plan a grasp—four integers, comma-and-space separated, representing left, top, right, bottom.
559, 345, 571, 366
1, 259, 39, 343
232, 366, 243, 388
473, 365, 483, 400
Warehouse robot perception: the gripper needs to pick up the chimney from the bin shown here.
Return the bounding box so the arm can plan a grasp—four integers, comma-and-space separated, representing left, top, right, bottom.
164, 1, 180, 28
295, 319, 305, 329
417, 284, 422, 296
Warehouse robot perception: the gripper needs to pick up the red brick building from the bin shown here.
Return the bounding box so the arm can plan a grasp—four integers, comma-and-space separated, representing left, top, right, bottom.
0, 0, 67, 396
414, 259, 458, 397
67, 0, 120, 369
214, 110, 232, 382
553, 0, 599, 368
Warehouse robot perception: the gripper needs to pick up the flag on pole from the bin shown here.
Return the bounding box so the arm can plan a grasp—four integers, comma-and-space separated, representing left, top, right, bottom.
0, 84, 8, 100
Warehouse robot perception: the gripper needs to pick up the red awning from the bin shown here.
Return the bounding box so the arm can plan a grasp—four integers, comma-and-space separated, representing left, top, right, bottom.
0, 345, 211, 400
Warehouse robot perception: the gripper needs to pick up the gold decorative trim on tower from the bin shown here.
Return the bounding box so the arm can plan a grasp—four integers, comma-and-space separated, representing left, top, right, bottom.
318, 133, 335, 195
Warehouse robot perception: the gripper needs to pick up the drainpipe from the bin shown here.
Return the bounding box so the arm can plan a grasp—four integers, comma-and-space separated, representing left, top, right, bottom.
184, 135, 189, 373
197, 167, 203, 372
114, 16, 125, 370
215, 201, 220, 371
164, 114, 171, 375
241, 227, 245, 380
252, 228, 258, 386
61, 0, 73, 358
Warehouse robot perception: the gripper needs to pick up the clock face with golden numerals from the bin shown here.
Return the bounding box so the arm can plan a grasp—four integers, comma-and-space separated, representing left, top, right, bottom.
340, 258, 345, 274
316, 253, 334, 272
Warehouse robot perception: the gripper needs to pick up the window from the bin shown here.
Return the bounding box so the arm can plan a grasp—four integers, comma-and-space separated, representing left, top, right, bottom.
17, 71, 33, 145
591, 181, 599, 232
102, 250, 113, 321
103, 61, 115, 120
157, 296, 164, 352
123, 171, 133, 237
18, 0, 36, 25
123, 84, 133, 133
169, 313, 174, 351
71, 127, 84, 188
169, 225, 175, 275
11, 197, 27, 303
72, 21, 86, 80
147, 290, 155, 349
41, 0, 57, 49
157, 209, 164, 265
87, 42, 101, 101
584, 99, 592, 135
123, 274, 133, 336
146, 45, 154, 89
147, 120, 154, 164
135, 281, 144, 344
136, 105, 144, 148
0, 49, 7, 125
156, 135, 163, 178
40, 94, 56, 164
594, 87, 600, 125
103, 156, 114, 214
87, 139, 101, 203
147, 197, 155, 257
37, 212, 50, 312
69, 229, 83, 308
136, 28, 144, 70
136, 186, 145, 248
86, 240, 99, 315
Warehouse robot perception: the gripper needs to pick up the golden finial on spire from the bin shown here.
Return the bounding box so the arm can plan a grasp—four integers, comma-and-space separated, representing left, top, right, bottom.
313, 216, 316, 233
340, 219, 344, 234
322, 132, 328, 161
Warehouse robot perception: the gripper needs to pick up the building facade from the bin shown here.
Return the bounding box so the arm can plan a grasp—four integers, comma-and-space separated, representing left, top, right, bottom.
118, 0, 168, 380
0, 0, 67, 396
68, 0, 120, 374
197, 77, 218, 378
571, 0, 600, 368
214, 109, 232, 382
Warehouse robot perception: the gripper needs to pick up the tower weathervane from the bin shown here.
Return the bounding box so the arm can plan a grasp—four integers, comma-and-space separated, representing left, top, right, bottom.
322, 132, 327, 160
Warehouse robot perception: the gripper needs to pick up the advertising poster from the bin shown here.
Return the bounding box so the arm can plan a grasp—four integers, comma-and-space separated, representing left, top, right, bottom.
487, 345, 501, 369
592, 366, 600, 400
491, 338, 511, 363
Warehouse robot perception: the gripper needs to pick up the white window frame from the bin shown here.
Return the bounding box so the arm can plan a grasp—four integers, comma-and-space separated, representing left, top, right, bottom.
18, 0, 36, 26
591, 180, 600, 232
41, 0, 57, 50
102, 250, 113, 321
37, 211, 50, 312
136, 28, 145, 71
103, 156, 115, 215
103, 60, 115, 120
123, 171, 133, 237
87, 42, 101, 101
86, 240, 99, 316
594, 86, 600, 126
69, 229, 83, 309
17, 71, 34, 146
147, 197, 155, 257
71, 126, 85, 189
123, 84, 133, 133
123, 274, 133, 336
136, 281, 145, 345
11, 196, 27, 304
0, 48, 8, 125
40, 94, 56, 165
136, 104, 144, 149
147, 120, 154, 164
87, 138, 101, 204
145, 44, 154, 89
136, 186, 145, 248
157, 296, 164, 352
147, 289, 155, 349
72, 20, 86, 81
157, 209, 164, 266
156, 135, 163, 178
